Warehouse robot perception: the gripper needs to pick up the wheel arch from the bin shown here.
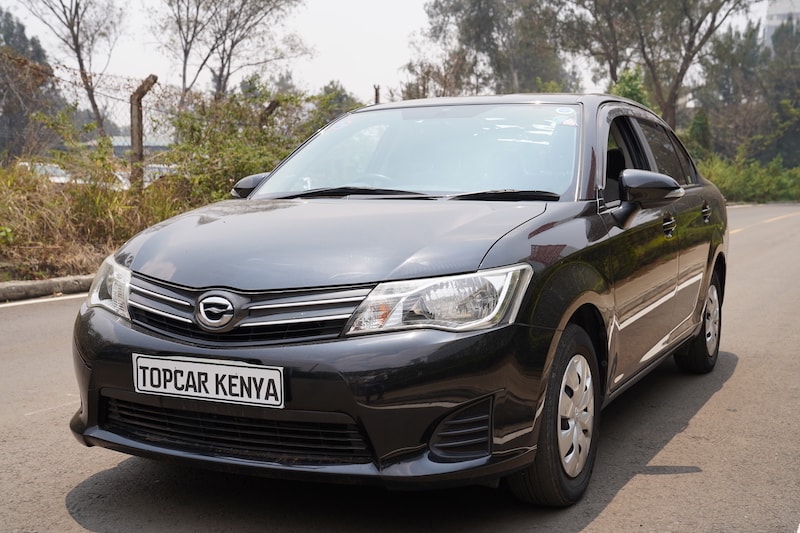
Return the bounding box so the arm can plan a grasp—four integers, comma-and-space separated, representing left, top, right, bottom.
567, 304, 609, 401
712, 250, 727, 305
522, 260, 614, 405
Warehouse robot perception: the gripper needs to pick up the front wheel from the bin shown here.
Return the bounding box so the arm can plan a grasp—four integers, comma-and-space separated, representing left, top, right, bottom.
674, 272, 722, 374
507, 324, 601, 507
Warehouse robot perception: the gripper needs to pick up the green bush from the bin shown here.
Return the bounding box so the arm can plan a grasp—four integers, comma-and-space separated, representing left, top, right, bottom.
166, 88, 310, 204
698, 155, 800, 203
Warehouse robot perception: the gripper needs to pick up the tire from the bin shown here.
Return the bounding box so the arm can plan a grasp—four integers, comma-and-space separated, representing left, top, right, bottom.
508, 324, 601, 507
674, 272, 722, 374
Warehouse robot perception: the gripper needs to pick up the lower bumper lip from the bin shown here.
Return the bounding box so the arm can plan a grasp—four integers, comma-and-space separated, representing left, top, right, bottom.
73, 423, 538, 490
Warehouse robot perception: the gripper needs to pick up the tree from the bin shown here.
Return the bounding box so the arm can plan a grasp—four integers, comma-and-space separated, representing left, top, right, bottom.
20, 0, 125, 137
755, 18, 800, 166
548, 0, 638, 85
399, 37, 478, 98
551, 0, 757, 127
693, 21, 770, 159
167, 76, 310, 202
693, 16, 800, 166
686, 107, 713, 159
154, 0, 306, 101
302, 81, 362, 134
404, 0, 574, 98
207, 0, 305, 98
631, 0, 755, 127
608, 67, 651, 107
0, 7, 63, 159
155, 0, 221, 107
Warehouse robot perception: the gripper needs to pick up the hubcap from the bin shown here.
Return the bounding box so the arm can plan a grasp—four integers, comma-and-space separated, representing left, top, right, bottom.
557, 354, 595, 478
704, 284, 721, 356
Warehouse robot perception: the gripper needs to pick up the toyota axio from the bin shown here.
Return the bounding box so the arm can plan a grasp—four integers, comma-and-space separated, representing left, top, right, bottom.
71, 94, 727, 506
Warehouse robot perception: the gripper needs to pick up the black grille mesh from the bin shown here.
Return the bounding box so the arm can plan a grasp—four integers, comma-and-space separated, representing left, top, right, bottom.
429, 398, 492, 462
102, 397, 374, 465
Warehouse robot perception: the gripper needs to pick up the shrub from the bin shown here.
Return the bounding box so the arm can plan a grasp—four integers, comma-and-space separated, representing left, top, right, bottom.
698, 155, 800, 203
166, 87, 311, 204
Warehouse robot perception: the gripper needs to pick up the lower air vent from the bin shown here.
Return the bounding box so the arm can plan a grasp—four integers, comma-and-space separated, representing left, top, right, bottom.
101, 396, 374, 465
429, 397, 492, 462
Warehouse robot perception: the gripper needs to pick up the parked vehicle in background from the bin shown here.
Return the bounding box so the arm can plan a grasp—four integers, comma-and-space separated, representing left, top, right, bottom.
16, 161, 72, 183
70, 94, 728, 506
17, 160, 130, 190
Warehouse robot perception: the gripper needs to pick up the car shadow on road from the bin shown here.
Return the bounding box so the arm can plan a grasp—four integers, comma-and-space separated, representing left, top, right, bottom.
65, 352, 737, 533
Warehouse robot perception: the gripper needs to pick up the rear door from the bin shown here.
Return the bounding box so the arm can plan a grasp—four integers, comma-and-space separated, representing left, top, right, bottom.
633, 119, 711, 342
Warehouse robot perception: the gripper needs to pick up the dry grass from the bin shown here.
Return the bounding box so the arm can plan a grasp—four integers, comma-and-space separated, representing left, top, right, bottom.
0, 165, 197, 281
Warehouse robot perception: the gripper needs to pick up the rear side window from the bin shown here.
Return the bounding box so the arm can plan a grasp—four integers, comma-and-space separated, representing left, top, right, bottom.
636, 120, 696, 186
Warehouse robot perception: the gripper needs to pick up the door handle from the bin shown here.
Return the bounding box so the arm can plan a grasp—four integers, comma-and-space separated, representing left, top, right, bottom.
701, 202, 712, 223
662, 214, 677, 238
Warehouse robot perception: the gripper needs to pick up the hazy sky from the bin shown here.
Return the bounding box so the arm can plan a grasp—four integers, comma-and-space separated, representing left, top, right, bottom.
12, 0, 430, 104
288, 0, 429, 101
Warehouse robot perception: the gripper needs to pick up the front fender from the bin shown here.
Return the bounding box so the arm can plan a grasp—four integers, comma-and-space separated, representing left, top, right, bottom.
517, 259, 614, 444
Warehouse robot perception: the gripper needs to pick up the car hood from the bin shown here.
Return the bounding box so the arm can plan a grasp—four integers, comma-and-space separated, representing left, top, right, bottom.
117, 198, 547, 290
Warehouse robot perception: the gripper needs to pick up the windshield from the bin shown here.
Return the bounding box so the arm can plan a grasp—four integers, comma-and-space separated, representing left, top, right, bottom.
252, 103, 581, 199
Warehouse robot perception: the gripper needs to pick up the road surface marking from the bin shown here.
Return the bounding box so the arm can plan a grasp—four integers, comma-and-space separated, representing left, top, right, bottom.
0, 292, 86, 309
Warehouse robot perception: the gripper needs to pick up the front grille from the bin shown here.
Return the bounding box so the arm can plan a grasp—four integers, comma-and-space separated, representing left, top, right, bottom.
128, 275, 373, 346
102, 397, 374, 465
429, 398, 492, 462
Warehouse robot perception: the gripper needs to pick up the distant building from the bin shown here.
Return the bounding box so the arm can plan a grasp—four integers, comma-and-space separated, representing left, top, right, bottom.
765, 0, 800, 47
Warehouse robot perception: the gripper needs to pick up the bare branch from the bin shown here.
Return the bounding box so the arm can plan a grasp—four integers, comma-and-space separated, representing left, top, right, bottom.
20, 0, 125, 136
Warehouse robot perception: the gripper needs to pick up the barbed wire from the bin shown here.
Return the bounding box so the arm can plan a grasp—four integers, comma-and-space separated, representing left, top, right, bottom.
45, 60, 184, 143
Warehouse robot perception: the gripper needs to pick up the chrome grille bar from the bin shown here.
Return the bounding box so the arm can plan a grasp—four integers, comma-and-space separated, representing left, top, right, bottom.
127, 275, 374, 346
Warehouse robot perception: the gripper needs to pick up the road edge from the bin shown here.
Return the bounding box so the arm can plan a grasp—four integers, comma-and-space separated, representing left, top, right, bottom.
0, 275, 94, 302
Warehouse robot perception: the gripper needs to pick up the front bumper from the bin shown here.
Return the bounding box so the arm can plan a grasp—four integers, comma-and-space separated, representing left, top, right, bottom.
71, 304, 550, 489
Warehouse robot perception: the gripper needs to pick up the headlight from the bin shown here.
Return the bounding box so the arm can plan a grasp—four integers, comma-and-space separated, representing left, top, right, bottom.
347, 264, 532, 334
88, 255, 131, 320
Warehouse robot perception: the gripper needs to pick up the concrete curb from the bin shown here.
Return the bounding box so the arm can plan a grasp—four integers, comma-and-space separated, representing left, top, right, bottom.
0, 275, 94, 302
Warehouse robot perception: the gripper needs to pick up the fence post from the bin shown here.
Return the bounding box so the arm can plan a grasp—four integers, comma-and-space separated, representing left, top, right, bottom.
130, 74, 158, 188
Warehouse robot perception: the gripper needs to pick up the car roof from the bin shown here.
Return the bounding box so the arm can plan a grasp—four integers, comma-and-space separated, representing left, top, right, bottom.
355, 93, 647, 114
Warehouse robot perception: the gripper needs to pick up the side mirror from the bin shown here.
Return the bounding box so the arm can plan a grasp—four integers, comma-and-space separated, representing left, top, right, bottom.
231, 172, 270, 198
620, 169, 684, 208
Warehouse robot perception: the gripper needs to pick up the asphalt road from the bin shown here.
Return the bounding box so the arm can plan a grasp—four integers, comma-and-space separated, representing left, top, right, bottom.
1, 203, 799, 533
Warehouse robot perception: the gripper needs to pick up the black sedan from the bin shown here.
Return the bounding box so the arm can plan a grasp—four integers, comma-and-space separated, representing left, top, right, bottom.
71, 94, 727, 506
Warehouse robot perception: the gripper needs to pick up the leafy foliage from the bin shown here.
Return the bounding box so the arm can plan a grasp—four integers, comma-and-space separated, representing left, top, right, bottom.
695, 17, 800, 167
402, 0, 576, 98
608, 68, 652, 107
167, 80, 317, 203
685, 108, 713, 160
699, 155, 800, 203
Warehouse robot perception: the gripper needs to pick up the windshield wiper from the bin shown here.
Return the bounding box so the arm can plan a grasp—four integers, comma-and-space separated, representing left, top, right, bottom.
278, 186, 428, 199
448, 189, 561, 201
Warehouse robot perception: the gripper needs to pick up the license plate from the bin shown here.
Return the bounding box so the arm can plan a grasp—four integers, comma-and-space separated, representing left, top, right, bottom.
133, 354, 284, 408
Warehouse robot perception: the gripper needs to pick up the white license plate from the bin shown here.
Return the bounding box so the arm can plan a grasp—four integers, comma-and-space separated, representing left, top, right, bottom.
133, 354, 284, 408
